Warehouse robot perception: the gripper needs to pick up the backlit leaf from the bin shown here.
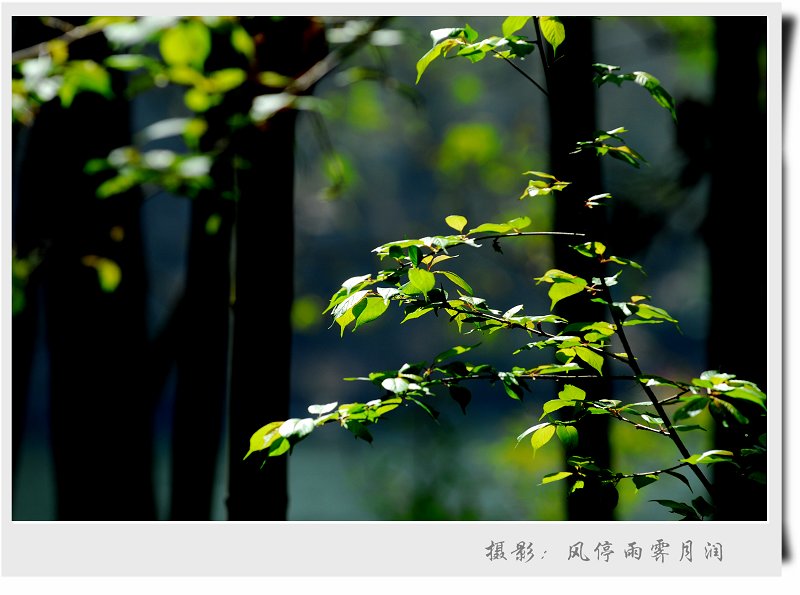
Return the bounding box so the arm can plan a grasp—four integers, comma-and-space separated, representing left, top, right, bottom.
539, 17, 565, 55
445, 214, 468, 232
558, 384, 586, 401
531, 424, 556, 457
408, 268, 436, 296
502, 16, 532, 37
541, 471, 572, 485
574, 346, 604, 374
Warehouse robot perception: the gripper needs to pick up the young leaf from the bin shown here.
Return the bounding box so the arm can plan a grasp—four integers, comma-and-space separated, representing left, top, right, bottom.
435, 270, 474, 295
558, 384, 586, 401
433, 343, 480, 364
540, 399, 574, 420
445, 214, 468, 232
540, 471, 572, 485
539, 17, 565, 55
516, 421, 551, 445
574, 346, 604, 374
531, 424, 556, 457
502, 16, 532, 38
353, 297, 389, 330
244, 421, 282, 460
408, 268, 436, 296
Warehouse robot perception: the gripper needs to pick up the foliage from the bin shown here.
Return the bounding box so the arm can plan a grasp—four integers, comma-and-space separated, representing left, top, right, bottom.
241, 16, 766, 520
11, 15, 766, 520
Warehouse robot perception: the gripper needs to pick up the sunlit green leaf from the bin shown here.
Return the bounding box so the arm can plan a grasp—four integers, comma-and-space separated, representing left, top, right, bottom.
435, 270, 473, 295
681, 449, 735, 465
159, 19, 211, 69
540, 399, 573, 420
541, 471, 572, 485
574, 346, 604, 374
502, 16, 532, 38
445, 214, 468, 232
408, 268, 436, 296
353, 297, 389, 329
231, 25, 255, 61
558, 384, 586, 401
539, 17, 565, 55
531, 424, 555, 457
243, 421, 282, 460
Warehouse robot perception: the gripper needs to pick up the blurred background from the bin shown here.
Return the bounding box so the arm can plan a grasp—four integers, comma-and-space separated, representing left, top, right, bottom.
10, 15, 767, 521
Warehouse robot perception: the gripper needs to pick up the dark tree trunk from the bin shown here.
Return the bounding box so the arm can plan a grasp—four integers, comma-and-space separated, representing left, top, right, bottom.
225, 17, 326, 520
545, 17, 616, 520
705, 16, 767, 521
13, 18, 156, 519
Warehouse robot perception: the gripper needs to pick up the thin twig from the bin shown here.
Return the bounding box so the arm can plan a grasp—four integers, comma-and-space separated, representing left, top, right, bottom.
12, 19, 108, 63
491, 50, 549, 97
599, 276, 715, 499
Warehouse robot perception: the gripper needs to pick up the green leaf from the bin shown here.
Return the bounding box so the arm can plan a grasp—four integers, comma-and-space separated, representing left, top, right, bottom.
558, 384, 586, 401
416, 38, 460, 84
331, 289, 370, 322
435, 270, 473, 295
502, 16, 532, 37
531, 424, 556, 457
104, 53, 157, 71
408, 245, 421, 267
540, 399, 574, 420
632, 474, 659, 492
159, 19, 211, 69
445, 214, 468, 232
631, 71, 677, 121
516, 421, 550, 444
672, 396, 710, 421
556, 425, 579, 449
400, 306, 433, 323
548, 279, 586, 310
539, 17, 565, 55
681, 449, 735, 465
433, 344, 480, 364
344, 419, 373, 443
574, 346, 604, 374
353, 297, 389, 330
243, 421, 282, 460
408, 268, 436, 296
208, 68, 247, 93
59, 60, 113, 108
540, 471, 572, 485
230, 25, 255, 61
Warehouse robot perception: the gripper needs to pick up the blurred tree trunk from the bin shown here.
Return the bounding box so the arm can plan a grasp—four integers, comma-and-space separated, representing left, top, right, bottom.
168, 28, 239, 521
13, 18, 156, 519
545, 17, 616, 520
705, 16, 767, 520
225, 17, 326, 520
